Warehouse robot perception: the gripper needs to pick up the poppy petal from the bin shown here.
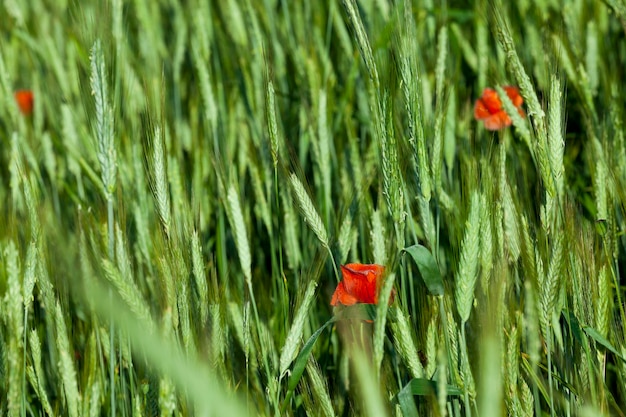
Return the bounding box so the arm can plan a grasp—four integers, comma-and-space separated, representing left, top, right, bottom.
504, 86, 523, 107
331, 263, 390, 306
479, 88, 502, 113
331, 281, 359, 306
474, 98, 491, 120
483, 111, 512, 131
343, 263, 385, 275
341, 265, 376, 304
14, 90, 34, 115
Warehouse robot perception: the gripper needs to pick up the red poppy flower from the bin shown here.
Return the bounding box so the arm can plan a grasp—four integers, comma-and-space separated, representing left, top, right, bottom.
474, 86, 524, 131
14, 90, 34, 115
330, 263, 394, 306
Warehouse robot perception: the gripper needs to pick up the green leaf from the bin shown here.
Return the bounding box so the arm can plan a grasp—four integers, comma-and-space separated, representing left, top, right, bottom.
584, 326, 626, 363
563, 311, 586, 347
393, 378, 463, 405
564, 311, 626, 364
403, 244, 444, 296
396, 388, 419, 417
286, 317, 336, 393
281, 315, 334, 411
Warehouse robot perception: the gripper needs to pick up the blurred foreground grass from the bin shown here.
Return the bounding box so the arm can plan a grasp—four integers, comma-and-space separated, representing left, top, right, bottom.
1, 0, 626, 416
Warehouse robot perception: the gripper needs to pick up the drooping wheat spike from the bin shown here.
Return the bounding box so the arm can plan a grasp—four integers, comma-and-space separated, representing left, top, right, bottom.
547, 74, 565, 199
28, 330, 53, 416
492, 10, 555, 197
191, 230, 209, 328
55, 302, 80, 417
520, 215, 537, 283
5, 241, 23, 417
158, 257, 179, 332
479, 193, 493, 293
496, 85, 532, 149
375, 97, 405, 234
342, 0, 379, 87
520, 375, 534, 416
455, 192, 482, 323
279, 280, 318, 376
596, 265, 611, 339
226, 184, 252, 283
281, 188, 302, 270
211, 304, 227, 370
592, 138, 608, 222
432, 26, 448, 192
101, 258, 155, 333
391, 308, 424, 378
539, 234, 563, 340
425, 316, 437, 378
159, 377, 177, 417
177, 278, 195, 354
492, 11, 546, 136
90, 39, 116, 200
23, 239, 37, 313
152, 126, 172, 237
306, 358, 335, 417
446, 308, 462, 388
399, 16, 431, 201
505, 322, 521, 412
87, 380, 101, 417
337, 213, 353, 264
502, 182, 521, 263
289, 173, 328, 249
266, 79, 280, 168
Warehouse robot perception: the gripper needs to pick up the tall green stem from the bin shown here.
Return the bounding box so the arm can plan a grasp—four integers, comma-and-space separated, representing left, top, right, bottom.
108, 198, 115, 417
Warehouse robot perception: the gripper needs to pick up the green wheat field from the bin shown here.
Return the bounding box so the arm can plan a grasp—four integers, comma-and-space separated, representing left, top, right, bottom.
1, 0, 626, 415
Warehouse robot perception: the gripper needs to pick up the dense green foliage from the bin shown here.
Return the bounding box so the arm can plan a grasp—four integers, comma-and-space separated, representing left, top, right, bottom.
1, 0, 626, 415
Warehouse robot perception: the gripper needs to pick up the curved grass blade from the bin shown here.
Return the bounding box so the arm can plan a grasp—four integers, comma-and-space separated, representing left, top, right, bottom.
403, 244, 444, 296
282, 317, 335, 411
584, 326, 626, 363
